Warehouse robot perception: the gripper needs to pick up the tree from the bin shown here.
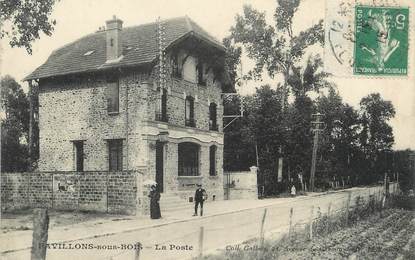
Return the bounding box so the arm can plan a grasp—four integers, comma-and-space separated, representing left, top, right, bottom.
222, 36, 242, 92
359, 93, 395, 180
392, 150, 414, 192
230, 1, 324, 98
227, 0, 326, 194
316, 88, 361, 186
0, 0, 58, 54
1, 75, 30, 171
359, 93, 395, 158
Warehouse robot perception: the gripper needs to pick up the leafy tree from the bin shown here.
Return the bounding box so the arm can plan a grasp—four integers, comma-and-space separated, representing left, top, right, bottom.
1, 75, 30, 171
230, 1, 324, 96
0, 0, 58, 54
227, 1, 326, 194
284, 93, 314, 189
316, 88, 361, 186
392, 150, 414, 192
359, 93, 395, 168
222, 36, 242, 92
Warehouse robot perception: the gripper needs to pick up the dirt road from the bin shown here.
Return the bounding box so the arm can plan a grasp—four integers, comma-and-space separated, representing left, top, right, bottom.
2, 185, 391, 260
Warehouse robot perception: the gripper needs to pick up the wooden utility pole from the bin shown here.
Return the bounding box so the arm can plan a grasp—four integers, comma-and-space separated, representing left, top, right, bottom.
310, 113, 324, 192
31, 208, 49, 260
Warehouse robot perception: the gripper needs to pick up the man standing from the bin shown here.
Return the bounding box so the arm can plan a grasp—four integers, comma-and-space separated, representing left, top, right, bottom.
193, 184, 207, 216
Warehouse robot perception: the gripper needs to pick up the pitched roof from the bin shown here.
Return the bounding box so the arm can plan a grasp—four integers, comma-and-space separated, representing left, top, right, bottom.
24, 16, 225, 81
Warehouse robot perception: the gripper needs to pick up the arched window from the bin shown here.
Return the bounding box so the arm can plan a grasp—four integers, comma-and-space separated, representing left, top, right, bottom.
209, 102, 217, 131
209, 145, 217, 176
178, 142, 200, 176
156, 88, 168, 122
185, 96, 195, 127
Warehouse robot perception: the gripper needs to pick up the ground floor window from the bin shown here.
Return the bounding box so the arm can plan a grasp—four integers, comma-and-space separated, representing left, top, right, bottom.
108, 139, 123, 171
178, 142, 199, 176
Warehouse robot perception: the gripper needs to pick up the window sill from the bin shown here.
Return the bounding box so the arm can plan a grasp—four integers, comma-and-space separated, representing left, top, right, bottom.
177, 176, 203, 179
108, 111, 120, 116
209, 175, 219, 179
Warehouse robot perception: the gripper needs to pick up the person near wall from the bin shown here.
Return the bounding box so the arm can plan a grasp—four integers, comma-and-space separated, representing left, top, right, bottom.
291, 185, 296, 197
193, 184, 207, 216
149, 185, 161, 219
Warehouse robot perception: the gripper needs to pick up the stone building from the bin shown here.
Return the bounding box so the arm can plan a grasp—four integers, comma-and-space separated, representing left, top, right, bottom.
24, 16, 228, 212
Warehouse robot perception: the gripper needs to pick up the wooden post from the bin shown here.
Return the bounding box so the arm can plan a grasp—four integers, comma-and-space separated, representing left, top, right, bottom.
326, 202, 331, 234
288, 207, 293, 239
198, 226, 204, 258
378, 189, 382, 209
397, 172, 399, 192
309, 206, 314, 240
345, 192, 351, 226
327, 202, 331, 217
31, 208, 49, 260
260, 209, 267, 247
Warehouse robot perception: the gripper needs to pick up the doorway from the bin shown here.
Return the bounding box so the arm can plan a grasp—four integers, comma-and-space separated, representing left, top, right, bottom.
155, 142, 164, 192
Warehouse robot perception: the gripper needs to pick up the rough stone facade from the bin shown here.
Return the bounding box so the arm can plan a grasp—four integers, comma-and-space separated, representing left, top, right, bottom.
34, 47, 225, 214
1, 171, 138, 214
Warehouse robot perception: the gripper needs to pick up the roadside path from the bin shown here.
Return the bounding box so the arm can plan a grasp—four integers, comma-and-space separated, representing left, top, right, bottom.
1, 185, 389, 260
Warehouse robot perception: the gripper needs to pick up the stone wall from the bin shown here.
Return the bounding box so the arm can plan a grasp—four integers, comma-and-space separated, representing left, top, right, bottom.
224, 166, 258, 200
1, 171, 139, 215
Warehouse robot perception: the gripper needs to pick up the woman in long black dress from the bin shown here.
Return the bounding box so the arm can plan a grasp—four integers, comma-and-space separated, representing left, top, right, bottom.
149, 185, 161, 219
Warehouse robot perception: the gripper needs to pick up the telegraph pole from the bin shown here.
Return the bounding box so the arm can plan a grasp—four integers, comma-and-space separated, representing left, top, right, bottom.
310, 113, 324, 192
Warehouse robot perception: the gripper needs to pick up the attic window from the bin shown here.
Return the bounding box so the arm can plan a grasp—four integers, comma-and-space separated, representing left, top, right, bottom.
84, 50, 95, 56
123, 46, 133, 55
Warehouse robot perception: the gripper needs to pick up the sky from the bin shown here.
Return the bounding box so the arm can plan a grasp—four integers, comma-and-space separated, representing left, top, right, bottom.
1, 0, 414, 150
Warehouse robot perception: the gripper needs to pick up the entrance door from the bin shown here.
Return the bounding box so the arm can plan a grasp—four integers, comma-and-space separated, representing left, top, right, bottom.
155, 142, 164, 192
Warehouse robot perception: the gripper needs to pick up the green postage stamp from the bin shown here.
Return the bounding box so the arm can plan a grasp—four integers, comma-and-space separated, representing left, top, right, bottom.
324, 0, 413, 77
354, 6, 409, 76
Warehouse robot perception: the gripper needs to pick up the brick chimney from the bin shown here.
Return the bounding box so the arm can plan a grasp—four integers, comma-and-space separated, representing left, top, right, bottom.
105, 15, 123, 61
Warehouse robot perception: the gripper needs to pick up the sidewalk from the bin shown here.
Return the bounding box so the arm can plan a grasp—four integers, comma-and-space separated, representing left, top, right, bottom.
0, 187, 362, 254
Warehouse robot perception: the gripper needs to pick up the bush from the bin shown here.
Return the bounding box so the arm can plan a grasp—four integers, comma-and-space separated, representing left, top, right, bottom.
390, 194, 415, 210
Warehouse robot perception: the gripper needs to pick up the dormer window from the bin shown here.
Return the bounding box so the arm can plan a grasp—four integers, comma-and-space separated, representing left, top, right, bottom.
83, 50, 95, 56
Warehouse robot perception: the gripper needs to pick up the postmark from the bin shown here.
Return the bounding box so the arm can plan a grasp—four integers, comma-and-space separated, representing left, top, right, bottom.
324, 0, 413, 77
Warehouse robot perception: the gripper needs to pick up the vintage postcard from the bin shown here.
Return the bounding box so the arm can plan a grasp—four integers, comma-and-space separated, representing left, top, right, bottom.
1, 0, 414, 260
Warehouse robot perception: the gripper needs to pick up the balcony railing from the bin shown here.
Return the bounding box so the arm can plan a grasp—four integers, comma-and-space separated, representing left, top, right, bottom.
185, 118, 196, 127
155, 112, 168, 123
